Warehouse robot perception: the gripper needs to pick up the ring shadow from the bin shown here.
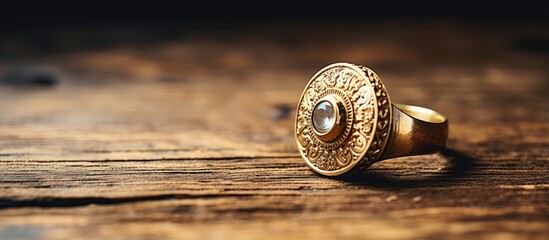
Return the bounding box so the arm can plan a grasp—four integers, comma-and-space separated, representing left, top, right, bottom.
333, 148, 478, 188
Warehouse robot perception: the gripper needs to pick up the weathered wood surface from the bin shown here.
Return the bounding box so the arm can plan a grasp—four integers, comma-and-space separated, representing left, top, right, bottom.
0, 22, 547, 239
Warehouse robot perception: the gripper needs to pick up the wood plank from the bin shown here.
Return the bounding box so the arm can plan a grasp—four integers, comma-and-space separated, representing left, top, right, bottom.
0, 21, 547, 239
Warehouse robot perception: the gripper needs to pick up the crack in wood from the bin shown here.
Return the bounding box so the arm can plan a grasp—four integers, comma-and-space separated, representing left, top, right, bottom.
0, 194, 256, 209
0, 155, 301, 163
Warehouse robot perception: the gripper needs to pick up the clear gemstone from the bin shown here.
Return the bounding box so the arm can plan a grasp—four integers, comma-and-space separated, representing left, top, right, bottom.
312, 100, 335, 133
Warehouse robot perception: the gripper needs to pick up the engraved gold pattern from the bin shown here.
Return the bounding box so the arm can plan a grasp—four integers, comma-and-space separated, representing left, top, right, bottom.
295, 63, 392, 176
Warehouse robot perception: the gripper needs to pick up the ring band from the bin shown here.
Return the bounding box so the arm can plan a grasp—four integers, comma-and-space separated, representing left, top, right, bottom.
381, 104, 448, 160
294, 63, 449, 176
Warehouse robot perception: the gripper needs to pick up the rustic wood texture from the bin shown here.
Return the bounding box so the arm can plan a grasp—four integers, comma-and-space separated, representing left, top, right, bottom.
0, 22, 548, 239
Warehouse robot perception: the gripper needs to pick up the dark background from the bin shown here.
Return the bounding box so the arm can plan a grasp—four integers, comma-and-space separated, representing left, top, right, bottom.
2, 3, 547, 28
2, 3, 548, 61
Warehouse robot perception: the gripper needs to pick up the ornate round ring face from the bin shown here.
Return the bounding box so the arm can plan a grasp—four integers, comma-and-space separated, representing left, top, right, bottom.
295, 63, 392, 176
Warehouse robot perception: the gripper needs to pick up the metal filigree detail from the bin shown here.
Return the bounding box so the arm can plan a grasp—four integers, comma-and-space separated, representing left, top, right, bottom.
295, 63, 392, 175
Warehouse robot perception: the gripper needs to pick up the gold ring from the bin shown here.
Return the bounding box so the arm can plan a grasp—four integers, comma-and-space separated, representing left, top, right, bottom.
294, 62, 448, 176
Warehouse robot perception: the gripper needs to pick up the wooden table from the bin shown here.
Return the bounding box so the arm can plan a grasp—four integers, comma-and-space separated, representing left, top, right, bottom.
0, 21, 547, 239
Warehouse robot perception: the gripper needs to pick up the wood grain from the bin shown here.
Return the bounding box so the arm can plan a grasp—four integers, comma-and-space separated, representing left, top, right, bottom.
0, 21, 547, 239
